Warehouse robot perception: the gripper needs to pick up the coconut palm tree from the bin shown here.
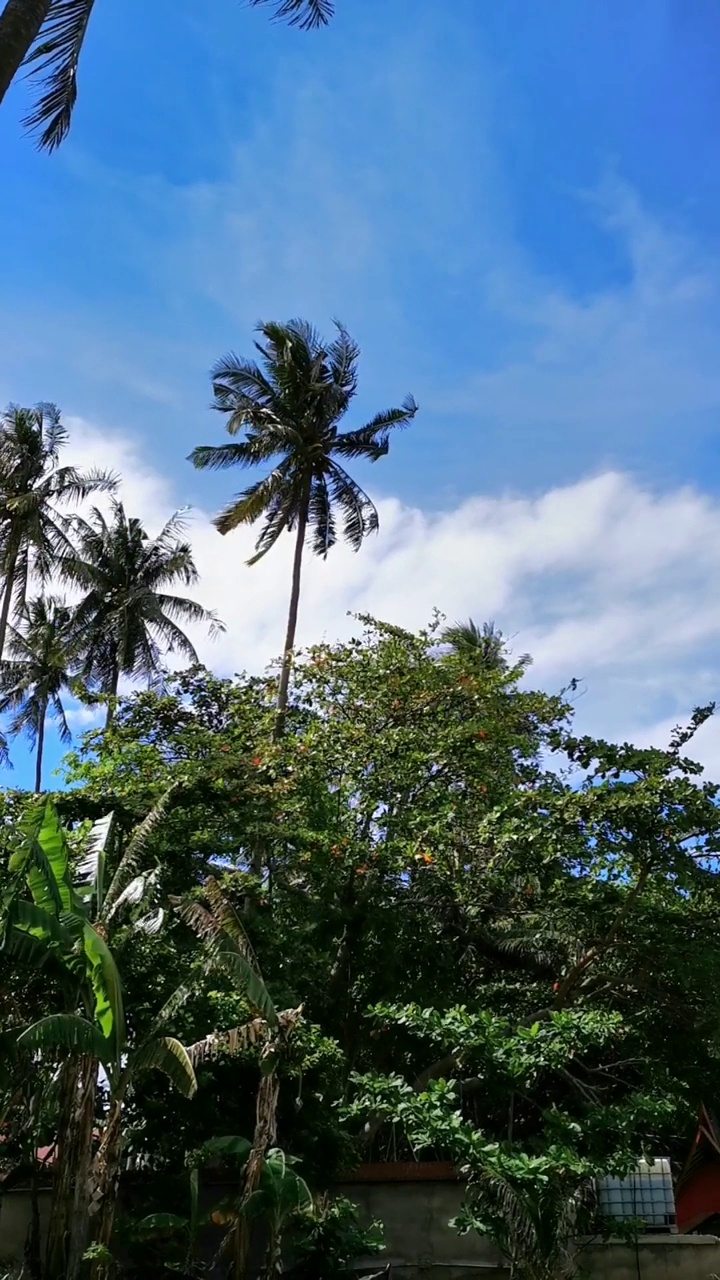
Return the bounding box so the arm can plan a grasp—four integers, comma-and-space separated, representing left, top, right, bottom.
0, 594, 78, 791
441, 618, 531, 673
0, 0, 334, 151
190, 319, 417, 718
0, 403, 116, 661
60, 501, 221, 723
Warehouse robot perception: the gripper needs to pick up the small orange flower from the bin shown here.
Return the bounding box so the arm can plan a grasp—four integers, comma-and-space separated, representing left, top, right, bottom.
477, 730, 487, 740
355, 865, 368, 876
418, 852, 434, 864
553, 981, 561, 993
252, 756, 262, 766
220, 745, 230, 753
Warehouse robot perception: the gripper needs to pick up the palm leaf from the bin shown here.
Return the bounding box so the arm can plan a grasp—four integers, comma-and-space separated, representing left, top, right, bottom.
23, 0, 99, 151
249, 3, 335, 31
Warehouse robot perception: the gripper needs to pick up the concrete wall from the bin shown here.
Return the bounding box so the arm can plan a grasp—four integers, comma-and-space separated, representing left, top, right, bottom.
0, 1189, 51, 1267
4, 1181, 720, 1280
578, 1236, 720, 1280
338, 1180, 720, 1280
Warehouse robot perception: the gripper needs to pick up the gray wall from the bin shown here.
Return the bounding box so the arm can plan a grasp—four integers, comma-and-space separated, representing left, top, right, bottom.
337, 1180, 720, 1280
0, 1189, 51, 1267
4, 1180, 720, 1280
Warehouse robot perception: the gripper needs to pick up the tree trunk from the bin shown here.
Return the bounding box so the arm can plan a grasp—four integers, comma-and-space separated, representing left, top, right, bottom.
89, 1097, 124, 1280
104, 664, 119, 728
34, 701, 46, 793
275, 491, 309, 729
0, 542, 19, 661
0, 0, 52, 108
234, 1071, 280, 1279
45, 1055, 98, 1280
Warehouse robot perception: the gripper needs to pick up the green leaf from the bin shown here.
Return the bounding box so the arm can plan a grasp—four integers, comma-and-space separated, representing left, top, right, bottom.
83, 921, 125, 1050
11, 800, 77, 917
199, 1135, 252, 1164
130, 1036, 197, 1099
135, 1213, 189, 1234
17, 1014, 109, 1062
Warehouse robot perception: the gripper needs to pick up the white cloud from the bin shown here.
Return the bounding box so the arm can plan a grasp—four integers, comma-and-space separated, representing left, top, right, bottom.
62, 419, 720, 770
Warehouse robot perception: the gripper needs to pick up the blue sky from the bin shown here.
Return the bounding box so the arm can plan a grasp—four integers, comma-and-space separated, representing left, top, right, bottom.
2, 0, 720, 786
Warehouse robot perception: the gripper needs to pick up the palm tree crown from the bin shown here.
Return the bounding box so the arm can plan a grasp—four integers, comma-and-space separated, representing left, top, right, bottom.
60, 502, 221, 710
441, 618, 531, 673
0, 594, 78, 790
0, 0, 334, 152
0, 403, 116, 660
189, 318, 417, 716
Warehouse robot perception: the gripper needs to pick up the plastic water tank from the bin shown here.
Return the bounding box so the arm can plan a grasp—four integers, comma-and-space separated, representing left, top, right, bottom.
597, 1157, 676, 1233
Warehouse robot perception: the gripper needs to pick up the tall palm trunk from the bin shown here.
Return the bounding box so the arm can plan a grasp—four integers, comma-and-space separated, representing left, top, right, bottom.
275, 487, 309, 726
0, 542, 19, 661
34, 698, 46, 792
0, 0, 52, 107
104, 662, 119, 728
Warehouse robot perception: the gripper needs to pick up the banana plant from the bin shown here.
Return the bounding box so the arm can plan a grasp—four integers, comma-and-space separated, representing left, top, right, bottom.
177, 878, 303, 1280
202, 1138, 311, 1280
1, 794, 195, 1280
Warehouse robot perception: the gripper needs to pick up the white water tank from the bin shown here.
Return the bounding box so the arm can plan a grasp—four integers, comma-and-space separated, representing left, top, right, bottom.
597, 1157, 676, 1233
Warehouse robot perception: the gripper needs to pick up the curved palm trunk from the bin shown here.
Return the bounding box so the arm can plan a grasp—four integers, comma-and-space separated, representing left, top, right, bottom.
275, 488, 309, 729
34, 700, 46, 792
0, 0, 52, 107
0, 542, 19, 661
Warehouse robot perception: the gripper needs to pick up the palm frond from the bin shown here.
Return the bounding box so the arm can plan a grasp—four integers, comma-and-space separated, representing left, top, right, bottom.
23, 0, 98, 151
328, 463, 378, 550
333, 396, 418, 460
249, 0, 334, 30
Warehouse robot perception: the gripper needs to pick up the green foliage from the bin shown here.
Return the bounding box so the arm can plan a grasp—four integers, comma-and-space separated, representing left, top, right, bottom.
290, 1195, 385, 1280
4, 618, 720, 1280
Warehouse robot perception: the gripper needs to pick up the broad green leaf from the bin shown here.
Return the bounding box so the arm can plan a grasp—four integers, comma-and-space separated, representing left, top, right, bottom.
7, 897, 68, 947
10, 801, 77, 917
200, 1135, 252, 1164
130, 1036, 197, 1098
216, 945, 278, 1029
17, 1014, 109, 1063
83, 922, 125, 1050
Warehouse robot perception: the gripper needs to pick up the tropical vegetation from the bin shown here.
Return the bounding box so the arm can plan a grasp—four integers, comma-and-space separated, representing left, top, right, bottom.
1, 328, 719, 1280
